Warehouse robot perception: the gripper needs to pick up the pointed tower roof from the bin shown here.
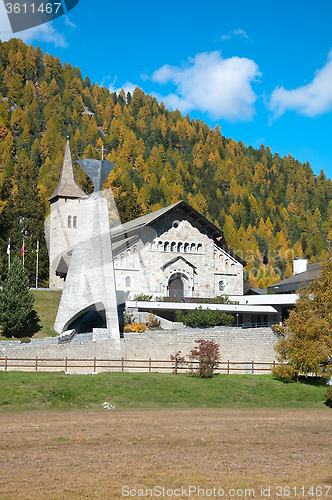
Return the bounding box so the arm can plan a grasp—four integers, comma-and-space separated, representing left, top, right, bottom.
48, 140, 89, 201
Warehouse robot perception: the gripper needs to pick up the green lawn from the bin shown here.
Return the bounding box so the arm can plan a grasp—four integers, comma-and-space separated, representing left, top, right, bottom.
0, 372, 328, 412
31, 289, 61, 337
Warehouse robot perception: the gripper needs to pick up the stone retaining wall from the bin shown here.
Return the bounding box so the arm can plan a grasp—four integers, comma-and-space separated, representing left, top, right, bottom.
0, 326, 278, 373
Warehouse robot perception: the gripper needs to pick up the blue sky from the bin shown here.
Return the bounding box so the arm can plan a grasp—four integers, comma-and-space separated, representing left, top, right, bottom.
1, 0, 332, 178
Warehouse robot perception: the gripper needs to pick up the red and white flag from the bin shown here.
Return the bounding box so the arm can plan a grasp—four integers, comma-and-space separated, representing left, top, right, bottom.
21, 240, 24, 256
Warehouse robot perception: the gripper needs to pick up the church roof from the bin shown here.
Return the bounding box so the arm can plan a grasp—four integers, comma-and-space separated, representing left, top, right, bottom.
48, 140, 89, 201
111, 200, 225, 241
111, 200, 246, 266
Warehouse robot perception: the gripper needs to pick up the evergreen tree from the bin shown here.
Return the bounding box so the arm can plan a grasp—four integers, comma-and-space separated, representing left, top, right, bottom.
0, 257, 37, 337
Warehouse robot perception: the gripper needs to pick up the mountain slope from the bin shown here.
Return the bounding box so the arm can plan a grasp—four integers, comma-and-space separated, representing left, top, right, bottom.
0, 38, 331, 287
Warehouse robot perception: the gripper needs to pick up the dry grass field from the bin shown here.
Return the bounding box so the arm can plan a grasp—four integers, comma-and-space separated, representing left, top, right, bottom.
0, 409, 331, 500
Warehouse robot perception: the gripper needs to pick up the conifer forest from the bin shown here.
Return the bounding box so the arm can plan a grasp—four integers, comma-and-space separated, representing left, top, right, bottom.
0, 38, 331, 288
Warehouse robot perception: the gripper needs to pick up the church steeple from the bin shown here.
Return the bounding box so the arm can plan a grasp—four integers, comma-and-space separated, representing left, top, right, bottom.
48, 139, 88, 201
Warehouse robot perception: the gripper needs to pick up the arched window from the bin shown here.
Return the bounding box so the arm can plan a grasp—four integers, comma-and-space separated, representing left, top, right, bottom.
219, 280, 225, 292
197, 243, 202, 252
68, 215, 72, 228
171, 242, 176, 252
73, 216, 77, 228
158, 241, 163, 251
225, 259, 229, 268
190, 243, 196, 253
184, 243, 189, 253
126, 249, 132, 267
125, 276, 131, 288
120, 253, 125, 266
177, 242, 182, 252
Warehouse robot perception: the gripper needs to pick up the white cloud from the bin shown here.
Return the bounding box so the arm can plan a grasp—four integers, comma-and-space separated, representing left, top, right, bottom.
150, 51, 261, 122
64, 16, 76, 29
0, 2, 67, 47
108, 81, 138, 96
270, 52, 332, 118
221, 29, 249, 41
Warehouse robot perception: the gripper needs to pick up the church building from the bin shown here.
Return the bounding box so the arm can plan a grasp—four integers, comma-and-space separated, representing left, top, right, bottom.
48, 142, 245, 299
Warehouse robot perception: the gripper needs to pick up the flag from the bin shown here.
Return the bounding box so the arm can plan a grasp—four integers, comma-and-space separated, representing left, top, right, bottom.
21, 240, 24, 256
36, 240, 39, 254
6, 240, 10, 255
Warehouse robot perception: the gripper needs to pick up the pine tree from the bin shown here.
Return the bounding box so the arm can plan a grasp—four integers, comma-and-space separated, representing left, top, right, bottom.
0, 257, 37, 337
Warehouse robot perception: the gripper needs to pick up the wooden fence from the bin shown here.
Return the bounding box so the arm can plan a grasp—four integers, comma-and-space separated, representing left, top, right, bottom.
0, 356, 278, 374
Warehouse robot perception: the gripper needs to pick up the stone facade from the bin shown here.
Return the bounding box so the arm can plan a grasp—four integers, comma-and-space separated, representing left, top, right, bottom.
113, 209, 243, 299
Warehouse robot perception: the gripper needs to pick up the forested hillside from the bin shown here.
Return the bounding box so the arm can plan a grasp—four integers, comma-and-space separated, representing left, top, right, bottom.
0, 38, 331, 288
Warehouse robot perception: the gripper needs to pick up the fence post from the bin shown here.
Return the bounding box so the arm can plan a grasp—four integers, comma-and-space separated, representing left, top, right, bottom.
65, 357, 67, 372
5, 356, 7, 372
273, 360, 275, 368
35, 356, 38, 372
121, 357, 124, 372
93, 357, 96, 373
149, 358, 151, 373
227, 360, 230, 375
252, 360, 254, 375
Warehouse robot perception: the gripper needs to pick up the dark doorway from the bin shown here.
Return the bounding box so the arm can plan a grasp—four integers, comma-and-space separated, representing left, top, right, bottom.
169, 277, 184, 298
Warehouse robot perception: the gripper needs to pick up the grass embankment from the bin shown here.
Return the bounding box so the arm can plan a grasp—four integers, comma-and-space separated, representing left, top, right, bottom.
0, 372, 328, 411
0, 289, 61, 340
31, 289, 61, 337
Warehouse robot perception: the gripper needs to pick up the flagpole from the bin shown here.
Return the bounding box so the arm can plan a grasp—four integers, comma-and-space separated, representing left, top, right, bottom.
7, 238, 10, 271
35, 240, 39, 289
22, 238, 24, 268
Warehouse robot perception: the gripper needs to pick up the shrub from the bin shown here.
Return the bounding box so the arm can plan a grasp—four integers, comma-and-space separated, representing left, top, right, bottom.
189, 339, 220, 378
271, 364, 296, 382
123, 322, 147, 333
324, 387, 332, 408
170, 351, 186, 374
176, 307, 234, 328
146, 312, 161, 329
123, 312, 135, 326
133, 294, 153, 301
271, 323, 285, 336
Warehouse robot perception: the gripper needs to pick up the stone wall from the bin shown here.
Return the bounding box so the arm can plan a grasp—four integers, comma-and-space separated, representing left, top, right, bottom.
0, 326, 278, 373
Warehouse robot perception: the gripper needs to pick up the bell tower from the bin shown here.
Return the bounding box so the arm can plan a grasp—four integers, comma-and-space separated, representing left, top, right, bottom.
48, 139, 88, 288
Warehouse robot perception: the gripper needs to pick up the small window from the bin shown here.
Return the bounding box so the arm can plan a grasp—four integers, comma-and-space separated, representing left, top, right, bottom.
184, 243, 189, 253
73, 216, 77, 228
171, 242, 176, 252
68, 215, 71, 228
125, 276, 131, 288
197, 243, 202, 252
177, 242, 182, 252
219, 280, 225, 292
190, 243, 196, 252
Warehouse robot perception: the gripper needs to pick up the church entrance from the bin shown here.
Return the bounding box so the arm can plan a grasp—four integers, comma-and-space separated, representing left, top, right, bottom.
168, 273, 187, 298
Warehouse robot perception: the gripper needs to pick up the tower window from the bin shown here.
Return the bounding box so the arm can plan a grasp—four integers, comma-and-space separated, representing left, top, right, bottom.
125, 276, 131, 288
68, 215, 72, 228
73, 216, 77, 228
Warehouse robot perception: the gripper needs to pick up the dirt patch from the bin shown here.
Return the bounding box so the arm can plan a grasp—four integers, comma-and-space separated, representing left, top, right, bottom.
0, 409, 330, 499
